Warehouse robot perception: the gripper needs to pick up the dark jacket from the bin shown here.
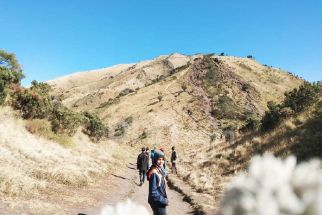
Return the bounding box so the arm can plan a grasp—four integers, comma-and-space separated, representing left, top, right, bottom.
147, 165, 168, 207
137, 152, 148, 171
171, 150, 177, 163
146, 151, 150, 167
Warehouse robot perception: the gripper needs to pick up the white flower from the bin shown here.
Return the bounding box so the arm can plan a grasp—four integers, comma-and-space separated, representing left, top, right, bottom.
220, 155, 322, 215
100, 199, 150, 215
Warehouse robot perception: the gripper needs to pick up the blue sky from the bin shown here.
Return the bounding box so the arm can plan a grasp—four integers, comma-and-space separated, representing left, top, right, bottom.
1, 0, 321, 86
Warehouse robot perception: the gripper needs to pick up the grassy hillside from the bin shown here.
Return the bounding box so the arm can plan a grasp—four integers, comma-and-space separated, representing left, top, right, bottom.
0, 106, 130, 214
176, 93, 322, 209
48, 53, 303, 150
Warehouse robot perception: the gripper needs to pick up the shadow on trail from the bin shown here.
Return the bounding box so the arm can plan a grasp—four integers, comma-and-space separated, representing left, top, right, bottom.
111, 174, 131, 181
133, 180, 145, 187
127, 162, 137, 170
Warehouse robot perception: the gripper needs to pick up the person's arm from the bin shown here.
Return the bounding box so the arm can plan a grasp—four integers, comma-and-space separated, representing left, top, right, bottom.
149, 173, 168, 206
137, 155, 140, 170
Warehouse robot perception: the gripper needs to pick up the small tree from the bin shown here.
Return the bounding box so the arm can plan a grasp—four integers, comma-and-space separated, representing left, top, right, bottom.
83, 112, 109, 142
12, 88, 52, 119
0, 50, 24, 85
51, 105, 82, 135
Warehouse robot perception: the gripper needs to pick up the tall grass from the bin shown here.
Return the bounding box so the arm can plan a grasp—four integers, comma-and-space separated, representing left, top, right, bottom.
0, 106, 128, 213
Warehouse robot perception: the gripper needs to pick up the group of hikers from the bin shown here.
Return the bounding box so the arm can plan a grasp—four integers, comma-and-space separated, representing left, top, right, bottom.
136, 146, 177, 215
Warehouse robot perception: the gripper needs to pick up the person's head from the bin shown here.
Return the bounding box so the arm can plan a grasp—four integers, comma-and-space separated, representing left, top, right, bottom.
153, 150, 165, 167
172, 146, 175, 151
146, 147, 149, 151
141, 147, 145, 152
160, 148, 164, 152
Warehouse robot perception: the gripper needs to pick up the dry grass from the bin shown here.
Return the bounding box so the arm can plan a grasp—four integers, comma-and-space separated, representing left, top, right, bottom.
25, 119, 74, 147
175, 98, 321, 210
0, 106, 129, 214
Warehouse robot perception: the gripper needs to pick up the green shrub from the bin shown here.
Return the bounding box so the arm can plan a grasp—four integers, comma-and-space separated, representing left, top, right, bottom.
261, 82, 321, 131
213, 95, 240, 119
242, 115, 261, 131
12, 88, 52, 119
114, 124, 125, 137
51, 105, 82, 136
139, 130, 147, 140
203, 56, 219, 84
125, 116, 133, 125
283, 82, 320, 113
157, 92, 163, 102
181, 83, 187, 92
261, 101, 282, 131
30, 80, 51, 96
83, 112, 108, 141
0, 80, 7, 105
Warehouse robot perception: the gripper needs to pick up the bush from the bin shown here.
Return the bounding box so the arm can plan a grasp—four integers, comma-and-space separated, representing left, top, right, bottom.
114, 124, 125, 137
283, 82, 320, 113
51, 105, 82, 136
181, 83, 187, 92
30, 80, 51, 96
242, 115, 261, 131
157, 92, 163, 102
261, 82, 321, 130
12, 88, 52, 119
139, 130, 147, 140
213, 95, 240, 119
261, 101, 282, 130
83, 112, 108, 141
0, 80, 7, 105
203, 56, 219, 84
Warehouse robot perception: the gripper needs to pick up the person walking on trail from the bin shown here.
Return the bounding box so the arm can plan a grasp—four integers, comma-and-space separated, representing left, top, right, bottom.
137, 147, 148, 186
146, 147, 150, 168
151, 146, 156, 162
147, 150, 168, 215
171, 146, 177, 174
159, 148, 167, 175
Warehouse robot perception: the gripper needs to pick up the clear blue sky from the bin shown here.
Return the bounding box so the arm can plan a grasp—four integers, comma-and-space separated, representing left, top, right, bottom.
1, 0, 321, 86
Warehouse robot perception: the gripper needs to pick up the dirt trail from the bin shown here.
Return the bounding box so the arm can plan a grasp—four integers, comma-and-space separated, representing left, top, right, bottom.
77, 162, 193, 215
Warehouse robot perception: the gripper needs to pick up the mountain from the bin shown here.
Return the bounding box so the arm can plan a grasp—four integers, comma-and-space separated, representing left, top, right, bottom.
48, 53, 303, 147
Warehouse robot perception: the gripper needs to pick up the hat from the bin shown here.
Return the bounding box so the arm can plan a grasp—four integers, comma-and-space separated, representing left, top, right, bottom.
153, 150, 164, 165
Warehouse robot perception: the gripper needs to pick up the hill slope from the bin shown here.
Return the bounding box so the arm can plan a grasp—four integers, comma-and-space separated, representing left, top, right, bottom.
48, 53, 303, 148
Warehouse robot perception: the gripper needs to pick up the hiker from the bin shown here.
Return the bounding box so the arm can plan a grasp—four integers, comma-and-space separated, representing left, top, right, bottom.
159, 148, 167, 175
171, 146, 177, 174
147, 150, 168, 215
151, 146, 156, 164
146, 147, 150, 168
137, 147, 148, 186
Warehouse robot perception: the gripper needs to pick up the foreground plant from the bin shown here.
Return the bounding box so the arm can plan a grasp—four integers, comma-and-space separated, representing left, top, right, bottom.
220, 154, 322, 215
